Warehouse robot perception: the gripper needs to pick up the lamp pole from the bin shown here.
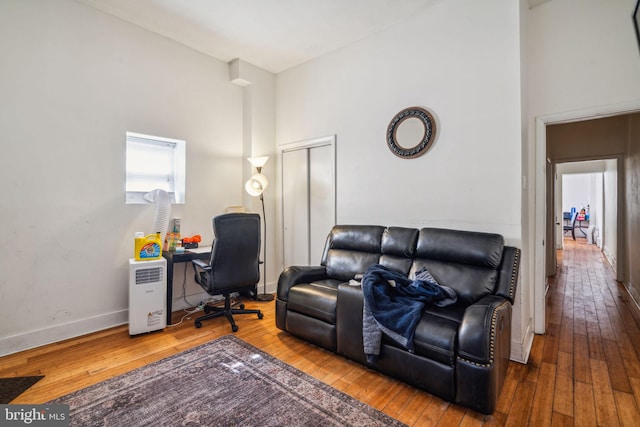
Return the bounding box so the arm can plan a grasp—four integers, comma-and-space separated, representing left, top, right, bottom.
256, 192, 273, 301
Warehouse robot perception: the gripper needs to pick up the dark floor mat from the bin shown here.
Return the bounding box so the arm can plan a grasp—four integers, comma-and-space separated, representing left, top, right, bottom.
0, 376, 44, 404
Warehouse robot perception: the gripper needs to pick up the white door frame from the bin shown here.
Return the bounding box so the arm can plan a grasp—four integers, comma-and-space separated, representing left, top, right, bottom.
533, 101, 640, 334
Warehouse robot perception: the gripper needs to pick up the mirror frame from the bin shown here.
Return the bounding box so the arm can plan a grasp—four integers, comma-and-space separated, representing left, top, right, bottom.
386, 106, 437, 159
634, 0, 640, 53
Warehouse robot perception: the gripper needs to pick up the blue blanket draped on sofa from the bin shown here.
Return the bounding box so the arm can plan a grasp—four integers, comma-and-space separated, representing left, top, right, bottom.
362, 264, 457, 363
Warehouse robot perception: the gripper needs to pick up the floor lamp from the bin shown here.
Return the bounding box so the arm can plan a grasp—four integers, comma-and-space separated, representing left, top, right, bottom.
245, 156, 274, 302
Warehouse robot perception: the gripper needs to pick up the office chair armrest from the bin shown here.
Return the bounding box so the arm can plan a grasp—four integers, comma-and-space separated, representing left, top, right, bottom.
192, 258, 211, 272
191, 258, 212, 288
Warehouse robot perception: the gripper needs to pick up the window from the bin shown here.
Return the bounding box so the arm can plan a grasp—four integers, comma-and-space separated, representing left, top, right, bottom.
126, 132, 185, 204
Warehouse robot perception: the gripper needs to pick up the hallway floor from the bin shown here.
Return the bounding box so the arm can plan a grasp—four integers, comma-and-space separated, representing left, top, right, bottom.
522, 237, 640, 425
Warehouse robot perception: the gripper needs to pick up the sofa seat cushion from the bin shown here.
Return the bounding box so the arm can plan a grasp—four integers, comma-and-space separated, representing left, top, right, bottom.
287, 280, 341, 324
379, 309, 459, 366
411, 313, 460, 366
423, 303, 466, 324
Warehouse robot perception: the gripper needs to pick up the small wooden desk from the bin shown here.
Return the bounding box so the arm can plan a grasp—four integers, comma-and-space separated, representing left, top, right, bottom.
162, 248, 211, 325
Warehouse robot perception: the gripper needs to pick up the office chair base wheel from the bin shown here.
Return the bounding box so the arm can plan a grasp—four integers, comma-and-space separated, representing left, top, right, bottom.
239, 303, 245, 309
195, 321, 202, 328
232, 325, 239, 332
258, 312, 264, 319
203, 305, 214, 314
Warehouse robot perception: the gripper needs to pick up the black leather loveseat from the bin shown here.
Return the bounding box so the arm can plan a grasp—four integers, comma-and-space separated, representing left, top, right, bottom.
276, 225, 520, 414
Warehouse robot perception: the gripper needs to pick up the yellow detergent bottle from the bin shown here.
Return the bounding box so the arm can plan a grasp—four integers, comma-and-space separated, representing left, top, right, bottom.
134, 232, 163, 261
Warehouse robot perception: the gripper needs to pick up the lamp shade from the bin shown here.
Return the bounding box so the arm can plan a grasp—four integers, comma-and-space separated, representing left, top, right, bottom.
247, 156, 269, 169
245, 173, 268, 197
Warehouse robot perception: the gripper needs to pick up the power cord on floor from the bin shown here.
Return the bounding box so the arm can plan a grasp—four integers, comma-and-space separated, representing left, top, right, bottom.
167, 304, 203, 328
166, 263, 234, 327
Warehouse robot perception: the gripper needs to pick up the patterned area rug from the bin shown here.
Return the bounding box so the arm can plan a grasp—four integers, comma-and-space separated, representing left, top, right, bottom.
0, 376, 44, 404
51, 335, 405, 426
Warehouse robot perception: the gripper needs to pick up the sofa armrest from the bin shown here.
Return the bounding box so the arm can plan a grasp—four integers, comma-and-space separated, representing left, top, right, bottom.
276, 265, 328, 301
495, 246, 521, 303
457, 295, 512, 365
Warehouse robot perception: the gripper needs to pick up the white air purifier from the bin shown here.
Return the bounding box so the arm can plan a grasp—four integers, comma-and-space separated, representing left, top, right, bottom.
129, 258, 167, 335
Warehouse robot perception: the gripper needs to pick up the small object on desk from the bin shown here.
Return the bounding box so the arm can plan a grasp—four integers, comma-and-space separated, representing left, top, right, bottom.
175, 246, 185, 254
166, 232, 181, 251
182, 234, 202, 249
186, 245, 212, 254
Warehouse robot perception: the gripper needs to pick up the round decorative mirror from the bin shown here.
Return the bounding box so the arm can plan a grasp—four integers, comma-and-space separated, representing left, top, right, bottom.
386, 106, 436, 159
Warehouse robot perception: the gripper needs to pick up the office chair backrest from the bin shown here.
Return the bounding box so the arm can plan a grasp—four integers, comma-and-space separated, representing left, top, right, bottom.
207, 213, 261, 291
571, 210, 578, 226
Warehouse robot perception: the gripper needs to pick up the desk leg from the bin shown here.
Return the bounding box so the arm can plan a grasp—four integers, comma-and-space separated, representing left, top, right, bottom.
577, 221, 587, 237
166, 259, 173, 326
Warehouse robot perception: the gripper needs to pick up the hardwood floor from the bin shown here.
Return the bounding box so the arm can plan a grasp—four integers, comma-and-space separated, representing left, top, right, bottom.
2, 237, 640, 425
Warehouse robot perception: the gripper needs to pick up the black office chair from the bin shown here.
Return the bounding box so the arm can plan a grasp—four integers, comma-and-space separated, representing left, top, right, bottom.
563, 211, 578, 240
191, 213, 264, 331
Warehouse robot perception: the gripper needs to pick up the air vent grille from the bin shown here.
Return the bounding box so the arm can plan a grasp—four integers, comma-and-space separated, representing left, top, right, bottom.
135, 267, 163, 285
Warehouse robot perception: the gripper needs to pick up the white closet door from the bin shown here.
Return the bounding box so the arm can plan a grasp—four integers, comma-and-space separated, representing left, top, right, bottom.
282, 148, 310, 267
309, 144, 334, 264
282, 136, 336, 268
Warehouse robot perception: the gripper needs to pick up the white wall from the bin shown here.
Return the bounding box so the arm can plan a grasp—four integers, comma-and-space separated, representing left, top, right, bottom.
230, 59, 277, 293
527, 0, 640, 115
603, 159, 619, 269
277, 0, 522, 238
277, 0, 526, 359
562, 174, 591, 213
525, 0, 640, 333
593, 172, 604, 247
0, 0, 247, 355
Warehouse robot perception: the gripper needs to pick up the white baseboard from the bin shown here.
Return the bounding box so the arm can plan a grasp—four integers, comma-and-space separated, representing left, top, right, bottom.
624, 281, 640, 313
259, 282, 278, 297
1, 282, 280, 357
603, 245, 617, 273
0, 310, 128, 357
510, 320, 534, 364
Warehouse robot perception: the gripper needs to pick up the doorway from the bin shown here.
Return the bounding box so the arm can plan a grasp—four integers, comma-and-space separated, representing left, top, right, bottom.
534, 101, 640, 334
551, 160, 617, 276
281, 135, 336, 267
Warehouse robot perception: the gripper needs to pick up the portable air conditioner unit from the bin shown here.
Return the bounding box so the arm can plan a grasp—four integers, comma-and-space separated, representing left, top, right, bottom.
129, 258, 167, 335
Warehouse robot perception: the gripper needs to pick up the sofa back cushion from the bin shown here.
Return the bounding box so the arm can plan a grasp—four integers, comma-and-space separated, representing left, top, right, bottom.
379, 227, 418, 276
321, 225, 506, 303
323, 225, 385, 281
412, 228, 504, 305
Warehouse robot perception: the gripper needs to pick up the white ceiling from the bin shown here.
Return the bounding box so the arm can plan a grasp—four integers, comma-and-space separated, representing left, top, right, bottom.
77, 0, 441, 74
77, 0, 552, 74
